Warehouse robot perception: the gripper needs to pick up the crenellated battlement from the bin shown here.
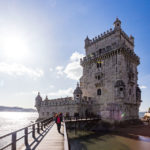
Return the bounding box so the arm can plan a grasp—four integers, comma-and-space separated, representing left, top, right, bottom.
85, 18, 134, 52
85, 28, 115, 48
36, 93, 94, 108
85, 29, 134, 48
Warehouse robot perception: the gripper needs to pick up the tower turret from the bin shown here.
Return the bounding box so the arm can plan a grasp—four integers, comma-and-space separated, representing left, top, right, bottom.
35, 92, 42, 111
114, 17, 121, 30
84, 36, 91, 48
73, 82, 82, 101
129, 35, 134, 45
45, 95, 48, 101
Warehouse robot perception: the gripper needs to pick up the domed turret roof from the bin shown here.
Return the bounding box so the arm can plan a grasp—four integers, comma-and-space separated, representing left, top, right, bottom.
45, 95, 49, 101
85, 36, 89, 41
114, 17, 121, 24
73, 83, 82, 94
35, 92, 42, 101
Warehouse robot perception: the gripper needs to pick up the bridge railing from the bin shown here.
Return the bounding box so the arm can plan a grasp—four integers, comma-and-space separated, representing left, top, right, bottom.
0, 117, 53, 150
63, 122, 69, 150
64, 115, 101, 121
63, 116, 101, 150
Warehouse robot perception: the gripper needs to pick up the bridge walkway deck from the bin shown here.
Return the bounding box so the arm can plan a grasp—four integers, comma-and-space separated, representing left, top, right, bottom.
35, 123, 64, 150
20, 122, 64, 150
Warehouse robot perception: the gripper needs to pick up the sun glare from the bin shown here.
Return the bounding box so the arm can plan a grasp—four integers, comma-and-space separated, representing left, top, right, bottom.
2, 35, 29, 60
1, 112, 26, 120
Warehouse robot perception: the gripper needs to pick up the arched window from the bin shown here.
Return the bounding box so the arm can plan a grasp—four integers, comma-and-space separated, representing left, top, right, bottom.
76, 95, 79, 97
97, 89, 101, 95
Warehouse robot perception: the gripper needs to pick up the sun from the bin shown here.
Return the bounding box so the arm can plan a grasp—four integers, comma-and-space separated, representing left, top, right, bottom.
2, 35, 29, 60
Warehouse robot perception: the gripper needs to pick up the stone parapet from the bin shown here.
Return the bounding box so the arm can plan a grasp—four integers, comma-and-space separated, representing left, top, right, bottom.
85, 28, 134, 49
81, 46, 140, 66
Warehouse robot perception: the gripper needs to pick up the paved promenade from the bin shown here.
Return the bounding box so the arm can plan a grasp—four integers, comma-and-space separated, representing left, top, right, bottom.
36, 123, 64, 150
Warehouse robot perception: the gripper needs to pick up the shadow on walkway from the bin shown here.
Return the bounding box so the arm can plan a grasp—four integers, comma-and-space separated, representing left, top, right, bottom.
24, 122, 54, 150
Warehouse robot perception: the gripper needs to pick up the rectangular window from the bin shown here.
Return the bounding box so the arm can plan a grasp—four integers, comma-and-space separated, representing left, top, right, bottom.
97, 63, 102, 68
99, 49, 102, 54
129, 89, 131, 95
97, 63, 99, 68
97, 89, 101, 95
120, 88, 123, 91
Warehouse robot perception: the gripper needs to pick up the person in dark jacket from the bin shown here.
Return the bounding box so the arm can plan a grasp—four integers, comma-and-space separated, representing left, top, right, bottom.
55, 113, 62, 133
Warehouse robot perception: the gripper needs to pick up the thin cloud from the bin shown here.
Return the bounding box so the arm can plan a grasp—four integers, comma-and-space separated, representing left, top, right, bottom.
70, 51, 84, 62
52, 52, 84, 80
64, 51, 84, 80
140, 85, 147, 89
0, 62, 44, 79
56, 66, 64, 76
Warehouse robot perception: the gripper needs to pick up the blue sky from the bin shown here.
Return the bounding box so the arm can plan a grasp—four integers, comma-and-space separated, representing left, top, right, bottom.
0, 0, 149, 111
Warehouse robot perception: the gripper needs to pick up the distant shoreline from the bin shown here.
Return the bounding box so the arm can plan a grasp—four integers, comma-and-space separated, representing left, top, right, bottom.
0, 106, 36, 112
0, 110, 37, 113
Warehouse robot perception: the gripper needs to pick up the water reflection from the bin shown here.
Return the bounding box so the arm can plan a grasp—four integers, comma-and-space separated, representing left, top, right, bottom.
0, 112, 38, 149
68, 130, 150, 150
0, 112, 38, 136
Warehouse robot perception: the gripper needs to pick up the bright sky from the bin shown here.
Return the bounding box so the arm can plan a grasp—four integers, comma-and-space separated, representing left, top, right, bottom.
0, 0, 149, 111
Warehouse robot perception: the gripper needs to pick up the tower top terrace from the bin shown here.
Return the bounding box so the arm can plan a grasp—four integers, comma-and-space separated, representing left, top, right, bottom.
84, 18, 134, 56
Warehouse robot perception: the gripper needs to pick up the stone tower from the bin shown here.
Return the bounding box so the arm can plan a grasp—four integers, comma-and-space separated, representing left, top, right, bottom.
35, 92, 42, 112
80, 18, 141, 122
73, 82, 82, 101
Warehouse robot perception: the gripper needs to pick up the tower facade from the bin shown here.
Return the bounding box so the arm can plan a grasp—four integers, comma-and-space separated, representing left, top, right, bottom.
35, 18, 141, 122
80, 18, 141, 121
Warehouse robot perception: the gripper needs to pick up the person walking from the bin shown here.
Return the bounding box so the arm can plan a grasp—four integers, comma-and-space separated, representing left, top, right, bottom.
55, 113, 62, 133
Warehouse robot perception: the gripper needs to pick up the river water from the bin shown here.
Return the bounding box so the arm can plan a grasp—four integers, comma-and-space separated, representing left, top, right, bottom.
68, 112, 150, 150
0, 112, 38, 149
68, 130, 150, 150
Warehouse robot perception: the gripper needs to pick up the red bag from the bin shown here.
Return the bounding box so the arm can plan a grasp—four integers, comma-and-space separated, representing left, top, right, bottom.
57, 116, 61, 123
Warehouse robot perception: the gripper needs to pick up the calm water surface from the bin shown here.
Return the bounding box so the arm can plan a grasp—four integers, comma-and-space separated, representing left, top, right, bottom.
0, 112, 38, 149
68, 112, 150, 150
68, 130, 150, 150
0, 112, 38, 136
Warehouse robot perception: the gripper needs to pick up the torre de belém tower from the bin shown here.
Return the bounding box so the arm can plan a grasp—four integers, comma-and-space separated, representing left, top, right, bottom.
35, 18, 142, 122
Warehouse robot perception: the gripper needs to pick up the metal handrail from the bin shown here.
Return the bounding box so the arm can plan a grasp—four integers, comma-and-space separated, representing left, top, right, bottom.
64, 122, 69, 150
64, 115, 101, 121
63, 116, 101, 150
0, 117, 53, 150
